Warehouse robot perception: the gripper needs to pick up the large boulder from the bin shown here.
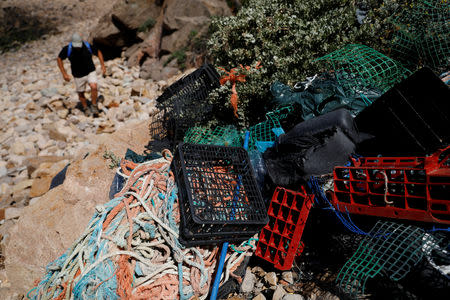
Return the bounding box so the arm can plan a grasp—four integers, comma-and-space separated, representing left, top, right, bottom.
89, 0, 164, 60
163, 0, 231, 30
1, 119, 152, 297
90, 0, 231, 80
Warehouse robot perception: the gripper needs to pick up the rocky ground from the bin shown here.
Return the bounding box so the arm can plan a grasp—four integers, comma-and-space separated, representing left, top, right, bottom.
0, 16, 188, 213
0, 1, 190, 293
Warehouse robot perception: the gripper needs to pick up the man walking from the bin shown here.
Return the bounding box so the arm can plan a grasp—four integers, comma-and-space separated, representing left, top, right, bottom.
57, 33, 106, 116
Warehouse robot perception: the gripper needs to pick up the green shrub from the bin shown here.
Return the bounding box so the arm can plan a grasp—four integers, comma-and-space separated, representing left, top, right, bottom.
206, 0, 412, 126
164, 48, 187, 69
138, 18, 156, 32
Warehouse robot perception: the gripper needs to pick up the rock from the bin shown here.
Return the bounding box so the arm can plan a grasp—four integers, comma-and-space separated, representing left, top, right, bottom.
26, 156, 68, 176
252, 266, 267, 278
11, 188, 30, 206
68, 115, 80, 125
29, 177, 53, 198
31, 160, 69, 179
4, 118, 152, 293
10, 142, 25, 156
264, 272, 278, 286
282, 294, 304, 300
5, 207, 24, 220
273, 285, 288, 300
4, 146, 113, 294
45, 121, 77, 142
29, 197, 41, 206
0, 165, 7, 178
96, 120, 115, 134
253, 294, 267, 300
12, 180, 33, 194
161, 17, 209, 53
282, 271, 294, 284
241, 268, 256, 293
57, 109, 69, 119
88, 119, 151, 157
56, 141, 67, 150
163, 0, 231, 30
40, 87, 58, 98
89, 0, 163, 60
139, 59, 179, 81
0, 183, 10, 197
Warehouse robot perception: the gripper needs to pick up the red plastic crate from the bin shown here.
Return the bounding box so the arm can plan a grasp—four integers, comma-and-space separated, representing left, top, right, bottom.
332, 146, 450, 224
255, 187, 314, 270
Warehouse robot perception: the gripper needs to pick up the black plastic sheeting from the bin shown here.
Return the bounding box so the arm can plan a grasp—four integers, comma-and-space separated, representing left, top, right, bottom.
263, 109, 364, 187
49, 164, 69, 190
356, 67, 450, 156
270, 74, 380, 121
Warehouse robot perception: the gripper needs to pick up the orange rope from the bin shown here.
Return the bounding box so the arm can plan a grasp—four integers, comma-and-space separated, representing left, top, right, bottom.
218, 62, 261, 118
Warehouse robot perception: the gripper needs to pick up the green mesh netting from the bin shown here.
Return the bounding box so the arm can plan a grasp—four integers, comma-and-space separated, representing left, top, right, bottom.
390, 0, 449, 71
183, 125, 242, 147
316, 44, 411, 94
247, 105, 293, 151
183, 105, 293, 150
336, 221, 437, 297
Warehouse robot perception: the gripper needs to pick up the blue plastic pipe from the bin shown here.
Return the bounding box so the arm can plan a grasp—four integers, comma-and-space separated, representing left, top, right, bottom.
210, 131, 250, 300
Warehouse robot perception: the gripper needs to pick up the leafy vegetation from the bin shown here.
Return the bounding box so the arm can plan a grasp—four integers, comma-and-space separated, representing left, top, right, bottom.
206, 0, 415, 126
137, 18, 156, 32
164, 48, 187, 70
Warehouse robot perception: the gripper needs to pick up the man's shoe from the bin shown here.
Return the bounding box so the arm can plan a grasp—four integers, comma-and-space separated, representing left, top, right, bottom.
91, 105, 100, 117
82, 106, 92, 116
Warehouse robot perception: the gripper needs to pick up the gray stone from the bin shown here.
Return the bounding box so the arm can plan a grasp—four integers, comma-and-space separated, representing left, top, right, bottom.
5, 207, 24, 220
282, 294, 304, 300
0, 166, 7, 178
241, 268, 256, 293
273, 285, 287, 300
253, 294, 266, 300
282, 271, 294, 284
264, 272, 278, 286
41, 87, 58, 98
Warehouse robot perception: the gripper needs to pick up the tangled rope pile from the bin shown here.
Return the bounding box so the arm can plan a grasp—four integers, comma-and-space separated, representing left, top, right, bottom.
28, 150, 257, 299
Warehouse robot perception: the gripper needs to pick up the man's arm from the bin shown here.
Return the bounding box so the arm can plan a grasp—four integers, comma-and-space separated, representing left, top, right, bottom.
97, 50, 106, 76
57, 57, 70, 82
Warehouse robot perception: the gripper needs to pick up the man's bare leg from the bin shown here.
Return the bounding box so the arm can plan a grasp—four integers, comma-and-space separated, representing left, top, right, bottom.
90, 83, 98, 107
78, 92, 88, 109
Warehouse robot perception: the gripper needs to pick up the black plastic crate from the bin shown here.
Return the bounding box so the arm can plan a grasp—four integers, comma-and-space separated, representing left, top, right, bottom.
173, 143, 268, 246
147, 64, 220, 151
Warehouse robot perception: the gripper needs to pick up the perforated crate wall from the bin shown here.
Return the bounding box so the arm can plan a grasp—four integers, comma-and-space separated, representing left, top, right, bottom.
332, 146, 450, 224
173, 143, 268, 246
255, 187, 314, 270
148, 64, 220, 150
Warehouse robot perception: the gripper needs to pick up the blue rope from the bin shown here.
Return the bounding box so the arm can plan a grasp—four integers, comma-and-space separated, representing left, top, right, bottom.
428, 226, 450, 233
178, 262, 194, 300
308, 176, 371, 236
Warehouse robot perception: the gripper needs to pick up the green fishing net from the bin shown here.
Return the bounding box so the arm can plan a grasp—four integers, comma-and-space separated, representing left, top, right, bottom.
390, 0, 449, 71
316, 44, 411, 94
336, 221, 438, 297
